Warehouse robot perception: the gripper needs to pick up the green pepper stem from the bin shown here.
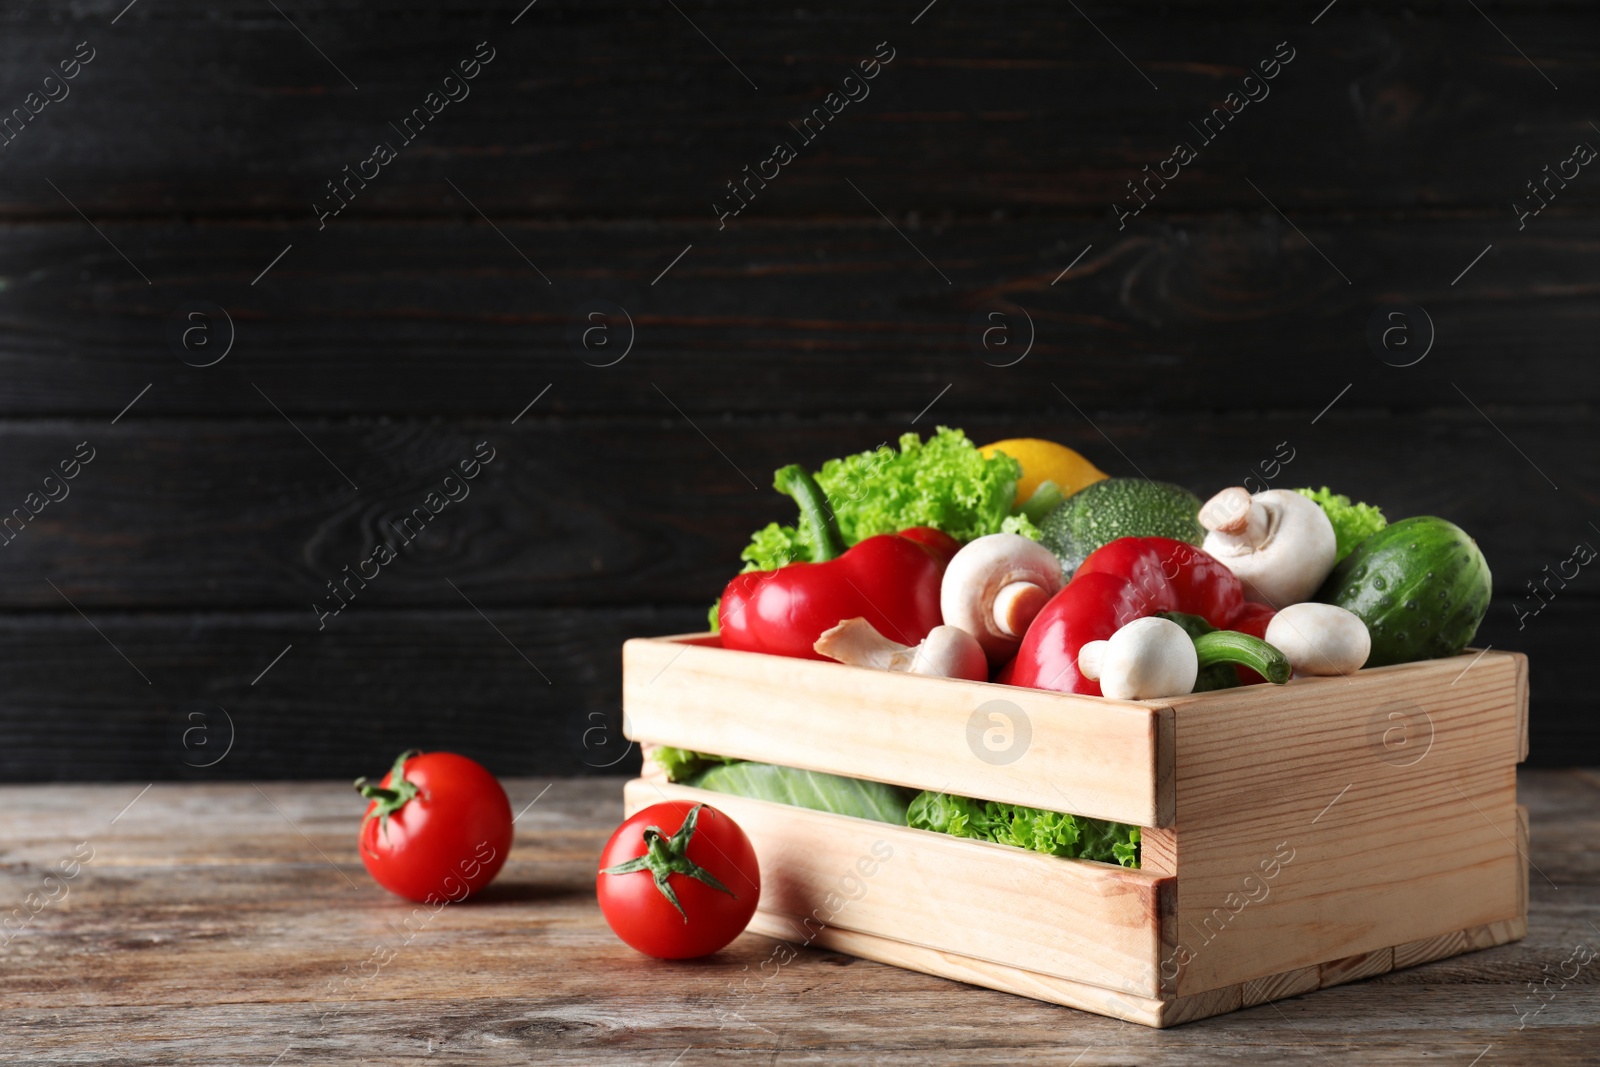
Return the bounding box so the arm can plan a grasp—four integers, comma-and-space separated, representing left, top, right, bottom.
773, 464, 848, 563
1017, 480, 1064, 524
1192, 630, 1291, 685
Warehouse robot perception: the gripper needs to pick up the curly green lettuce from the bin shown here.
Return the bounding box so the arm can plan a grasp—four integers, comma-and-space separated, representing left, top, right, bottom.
735, 427, 1032, 572
906, 791, 1141, 868
1294, 486, 1388, 561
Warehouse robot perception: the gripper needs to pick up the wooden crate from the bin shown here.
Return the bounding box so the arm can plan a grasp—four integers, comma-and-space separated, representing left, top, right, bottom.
621, 634, 1529, 1027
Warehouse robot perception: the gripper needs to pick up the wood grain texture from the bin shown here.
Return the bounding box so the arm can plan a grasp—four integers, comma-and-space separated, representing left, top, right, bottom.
622, 649, 1527, 1021
1320, 948, 1396, 988
0, 418, 1588, 613
0, 0, 1593, 785
2, 772, 1593, 1063
1240, 964, 1320, 1007
1, 2, 1596, 217
2, 219, 1599, 417
0, 606, 695, 784
626, 779, 1171, 996
623, 635, 1172, 826
1160, 651, 1525, 996
0, 599, 1586, 787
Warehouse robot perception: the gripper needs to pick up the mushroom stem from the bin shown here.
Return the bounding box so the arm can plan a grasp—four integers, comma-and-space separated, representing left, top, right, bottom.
1197, 486, 1258, 536
940, 533, 1064, 665
813, 617, 988, 682
1077, 640, 1108, 681
992, 580, 1051, 638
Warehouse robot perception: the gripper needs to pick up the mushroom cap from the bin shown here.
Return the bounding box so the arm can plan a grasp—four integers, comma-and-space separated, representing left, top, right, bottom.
1200, 488, 1337, 606
1264, 602, 1370, 676
1097, 616, 1198, 701
940, 533, 1063, 664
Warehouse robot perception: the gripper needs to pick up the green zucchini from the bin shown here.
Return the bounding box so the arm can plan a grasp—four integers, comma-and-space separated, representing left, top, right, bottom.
1316, 516, 1491, 667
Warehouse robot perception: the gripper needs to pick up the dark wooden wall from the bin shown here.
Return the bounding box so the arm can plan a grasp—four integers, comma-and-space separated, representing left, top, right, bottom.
0, 0, 1593, 781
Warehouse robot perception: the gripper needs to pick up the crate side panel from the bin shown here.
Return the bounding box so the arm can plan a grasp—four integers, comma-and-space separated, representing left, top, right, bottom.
623, 636, 1169, 826
1164, 651, 1525, 996
626, 779, 1169, 997
745, 915, 1172, 1027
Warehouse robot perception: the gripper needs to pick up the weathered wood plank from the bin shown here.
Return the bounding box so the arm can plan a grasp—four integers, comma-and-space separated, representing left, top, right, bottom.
0, 2, 1596, 217
1, 219, 1598, 416
628, 779, 1171, 996
1162, 652, 1525, 996
0, 606, 694, 784
0, 772, 1593, 1063
624, 637, 1173, 827
0, 603, 1588, 787
0, 416, 1588, 612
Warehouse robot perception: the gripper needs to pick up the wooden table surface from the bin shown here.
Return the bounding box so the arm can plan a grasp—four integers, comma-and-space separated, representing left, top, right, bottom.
3, 771, 1595, 1065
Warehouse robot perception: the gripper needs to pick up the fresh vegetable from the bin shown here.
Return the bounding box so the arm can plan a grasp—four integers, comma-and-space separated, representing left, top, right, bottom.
1160, 612, 1237, 692
978, 438, 1107, 505
719, 465, 957, 660
1077, 615, 1288, 699
1295, 487, 1388, 562
1263, 602, 1371, 676
939, 532, 1064, 665
1316, 516, 1491, 666
354, 750, 513, 903
653, 746, 740, 781
1156, 612, 1261, 692
1076, 617, 1197, 699
906, 792, 1140, 867
1015, 481, 1065, 525
814, 617, 989, 681
688, 761, 915, 824
737, 428, 1031, 573
1199, 487, 1339, 606
1008, 537, 1279, 696
687, 760, 1134, 867
1038, 478, 1203, 576
597, 801, 759, 959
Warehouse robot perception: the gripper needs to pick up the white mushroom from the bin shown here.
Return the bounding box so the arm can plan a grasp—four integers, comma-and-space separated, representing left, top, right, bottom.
940, 533, 1064, 664
1199, 487, 1338, 606
1076, 616, 1198, 700
1264, 602, 1371, 677
813, 617, 989, 681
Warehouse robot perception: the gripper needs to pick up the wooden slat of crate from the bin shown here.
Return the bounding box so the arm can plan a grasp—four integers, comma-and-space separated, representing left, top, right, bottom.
623, 635, 1173, 828
1158, 651, 1527, 997
745, 911, 1532, 1028
623, 779, 1172, 997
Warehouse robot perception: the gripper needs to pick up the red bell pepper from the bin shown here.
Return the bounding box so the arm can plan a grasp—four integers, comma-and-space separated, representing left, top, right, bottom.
1008, 537, 1282, 695
718, 465, 957, 661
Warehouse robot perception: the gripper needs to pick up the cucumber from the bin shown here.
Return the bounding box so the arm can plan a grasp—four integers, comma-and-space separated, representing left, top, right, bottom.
1316, 516, 1491, 667
1038, 478, 1203, 576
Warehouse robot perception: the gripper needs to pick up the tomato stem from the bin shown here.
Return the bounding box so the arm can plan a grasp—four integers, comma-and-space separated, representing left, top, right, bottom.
355, 749, 422, 848
599, 803, 736, 922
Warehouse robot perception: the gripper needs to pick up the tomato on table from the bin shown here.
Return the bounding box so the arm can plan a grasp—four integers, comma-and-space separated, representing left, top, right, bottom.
355, 750, 513, 903
597, 801, 759, 959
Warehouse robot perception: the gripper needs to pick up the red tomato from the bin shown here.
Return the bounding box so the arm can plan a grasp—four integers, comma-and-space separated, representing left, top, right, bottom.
597, 801, 759, 959
355, 750, 513, 903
